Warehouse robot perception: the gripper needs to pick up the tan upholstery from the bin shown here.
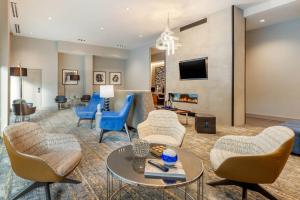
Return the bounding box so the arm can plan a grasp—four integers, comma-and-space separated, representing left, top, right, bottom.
210, 126, 295, 184
137, 110, 186, 147
110, 90, 155, 129
3, 122, 82, 183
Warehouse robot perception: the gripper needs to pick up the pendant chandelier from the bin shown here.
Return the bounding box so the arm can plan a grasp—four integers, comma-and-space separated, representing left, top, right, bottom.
156, 15, 180, 56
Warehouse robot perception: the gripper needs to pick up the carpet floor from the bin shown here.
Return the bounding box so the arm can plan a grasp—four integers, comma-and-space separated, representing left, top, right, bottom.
0, 109, 299, 200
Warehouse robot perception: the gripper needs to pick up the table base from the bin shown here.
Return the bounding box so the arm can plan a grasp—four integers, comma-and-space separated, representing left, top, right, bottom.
107, 169, 204, 200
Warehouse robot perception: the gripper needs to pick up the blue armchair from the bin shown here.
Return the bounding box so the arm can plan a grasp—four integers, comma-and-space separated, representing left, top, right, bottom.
99, 94, 134, 143
75, 92, 104, 129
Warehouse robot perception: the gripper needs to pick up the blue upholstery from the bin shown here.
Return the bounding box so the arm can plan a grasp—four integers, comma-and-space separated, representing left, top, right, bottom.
281, 120, 300, 155
99, 94, 134, 142
75, 93, 104, 128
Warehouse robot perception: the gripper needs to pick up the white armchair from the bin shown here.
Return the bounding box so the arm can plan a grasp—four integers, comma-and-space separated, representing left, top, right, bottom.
137, 110, 186, 147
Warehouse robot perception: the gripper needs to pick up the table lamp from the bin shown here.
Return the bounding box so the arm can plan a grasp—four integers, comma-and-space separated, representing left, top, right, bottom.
100, 85, 114, 111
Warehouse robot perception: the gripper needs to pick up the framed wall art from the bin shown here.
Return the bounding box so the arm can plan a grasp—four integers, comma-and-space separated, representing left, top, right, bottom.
93, 71, 106, 85
62, 69, 78, 85
109, 72, 121, 85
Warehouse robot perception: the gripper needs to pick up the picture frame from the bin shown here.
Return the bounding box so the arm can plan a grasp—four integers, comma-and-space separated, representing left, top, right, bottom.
62, 69, 78, 85
93, 71, 106, 85
109, 72, 121, 85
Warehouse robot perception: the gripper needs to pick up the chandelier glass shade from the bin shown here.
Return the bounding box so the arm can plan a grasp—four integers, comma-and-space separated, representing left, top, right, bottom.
156, 16, 180, 55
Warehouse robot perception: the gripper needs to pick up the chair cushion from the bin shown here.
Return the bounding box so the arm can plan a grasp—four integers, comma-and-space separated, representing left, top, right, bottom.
142, 134, 181, 147
40, 150, 82, 177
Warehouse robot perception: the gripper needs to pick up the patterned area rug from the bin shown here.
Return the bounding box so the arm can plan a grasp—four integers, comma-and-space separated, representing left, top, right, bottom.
0, 109, 300, 200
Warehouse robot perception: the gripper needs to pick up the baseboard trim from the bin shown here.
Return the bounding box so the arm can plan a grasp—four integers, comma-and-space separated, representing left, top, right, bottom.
246, 113, 299, 122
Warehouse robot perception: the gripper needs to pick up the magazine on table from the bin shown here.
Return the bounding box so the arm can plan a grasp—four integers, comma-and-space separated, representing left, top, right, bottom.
144, 159, 186, 180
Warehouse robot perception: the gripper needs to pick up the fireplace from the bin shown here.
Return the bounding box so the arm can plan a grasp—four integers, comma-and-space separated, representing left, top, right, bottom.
169, 93, 198, 104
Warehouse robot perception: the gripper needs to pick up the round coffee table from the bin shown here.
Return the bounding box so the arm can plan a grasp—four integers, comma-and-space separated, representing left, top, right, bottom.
106, 145, 204, 200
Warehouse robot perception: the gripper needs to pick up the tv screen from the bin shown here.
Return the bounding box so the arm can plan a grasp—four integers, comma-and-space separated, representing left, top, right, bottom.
179, 58, 208, 79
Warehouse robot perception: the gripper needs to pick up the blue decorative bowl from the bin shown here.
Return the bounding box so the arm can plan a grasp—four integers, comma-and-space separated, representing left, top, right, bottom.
162, 149, 178, 166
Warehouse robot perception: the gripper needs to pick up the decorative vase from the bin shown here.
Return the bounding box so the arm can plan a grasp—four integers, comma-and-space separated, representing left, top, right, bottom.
132, 139, 150, 158
162, 148, 178, 166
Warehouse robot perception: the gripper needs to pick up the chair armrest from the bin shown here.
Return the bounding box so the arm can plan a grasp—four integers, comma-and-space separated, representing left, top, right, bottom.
137, 121, 152, 138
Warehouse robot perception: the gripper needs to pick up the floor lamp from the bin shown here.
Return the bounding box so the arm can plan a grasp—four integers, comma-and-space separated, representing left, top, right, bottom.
10, 65, 28, 121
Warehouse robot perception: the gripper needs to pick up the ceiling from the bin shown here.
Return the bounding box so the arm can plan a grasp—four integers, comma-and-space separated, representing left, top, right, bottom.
246, 0, 300, 31
9, 0, 263, 49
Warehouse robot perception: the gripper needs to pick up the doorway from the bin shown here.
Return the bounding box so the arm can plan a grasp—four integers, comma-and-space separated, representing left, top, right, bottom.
150, 48, 166, 107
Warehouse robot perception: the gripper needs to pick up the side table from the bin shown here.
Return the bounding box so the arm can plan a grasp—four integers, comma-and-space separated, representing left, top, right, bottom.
195, 113, 216, 134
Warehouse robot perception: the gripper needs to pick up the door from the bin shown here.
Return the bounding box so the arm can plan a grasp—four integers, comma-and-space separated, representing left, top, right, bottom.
22, 69, 42, 109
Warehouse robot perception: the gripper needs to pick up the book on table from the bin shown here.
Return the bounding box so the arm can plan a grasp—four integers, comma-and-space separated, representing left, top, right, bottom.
144, 159, 186, 180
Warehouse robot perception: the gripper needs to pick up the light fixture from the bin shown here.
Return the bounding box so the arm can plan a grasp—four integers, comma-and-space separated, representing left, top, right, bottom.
100, 27, 104, 30
139, 34, 143, 38
30, 32, 33, 35
100, 85, 114, 111
70, 74, 80, 81
259, 19, 265, 23
156, 14, 180, 56
126, 7, 130, 11
48, 16, 52, 20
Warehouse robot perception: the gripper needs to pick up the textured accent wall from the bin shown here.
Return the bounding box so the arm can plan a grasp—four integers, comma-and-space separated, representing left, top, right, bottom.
166, 8, 233, 125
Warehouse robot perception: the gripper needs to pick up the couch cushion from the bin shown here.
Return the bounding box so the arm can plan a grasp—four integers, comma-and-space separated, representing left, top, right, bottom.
142, 134, 181, 147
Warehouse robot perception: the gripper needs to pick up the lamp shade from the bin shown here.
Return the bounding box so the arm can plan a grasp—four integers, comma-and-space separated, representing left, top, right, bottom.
70, 74, 80, 81
10, 67, 27, 77
100, 85, 114, 98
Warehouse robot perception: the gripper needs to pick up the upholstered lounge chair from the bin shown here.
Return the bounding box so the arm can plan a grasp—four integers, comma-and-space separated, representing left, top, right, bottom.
12, 99, 36, 122
75, 92, 104, 129
3, 122, 82, 200
98, 94, 134, 143
137, 110, 186, 147
208, 126, 295, 200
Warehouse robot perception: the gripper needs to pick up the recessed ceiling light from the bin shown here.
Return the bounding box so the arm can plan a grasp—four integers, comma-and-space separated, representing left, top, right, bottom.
139, 34, 143, 38
126, 7, 130, 11
48, 16, 52, 21
100, 27, 104, 30
259, 19, 265, 23
30, 32, 33, 35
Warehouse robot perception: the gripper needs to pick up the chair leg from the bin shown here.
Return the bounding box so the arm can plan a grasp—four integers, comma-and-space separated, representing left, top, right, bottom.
77, 119, 81, 127
207, 179, 236, 186
208, 179, 279, 200
242, 187, 247, 200
11, 182, 43, 200
90, 119, 93, 129
45, 183, 51, 200
61, 178, 81, 184
124, 123, 131, 142
248, 184, 278, 200
99, 129, 104, 143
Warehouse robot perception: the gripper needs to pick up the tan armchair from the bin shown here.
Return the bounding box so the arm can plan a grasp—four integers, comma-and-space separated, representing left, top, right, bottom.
3, 122, 82, 200
138, 110, 186, 147
208, 126, 295, 200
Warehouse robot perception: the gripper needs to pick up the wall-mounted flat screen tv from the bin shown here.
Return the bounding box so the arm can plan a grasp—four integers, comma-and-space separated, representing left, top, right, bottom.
179, 57, 208, 80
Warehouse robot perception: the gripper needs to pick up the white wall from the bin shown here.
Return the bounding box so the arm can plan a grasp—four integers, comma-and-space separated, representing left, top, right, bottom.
58, 53, 85, 97
10, 36, 58, 108
166, 8, 233, 125
93, 56, 126, 91
246, 17, 300, 119
57, 41, 129, 59
0, 0, 10, 132
125, 45, 151, 90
